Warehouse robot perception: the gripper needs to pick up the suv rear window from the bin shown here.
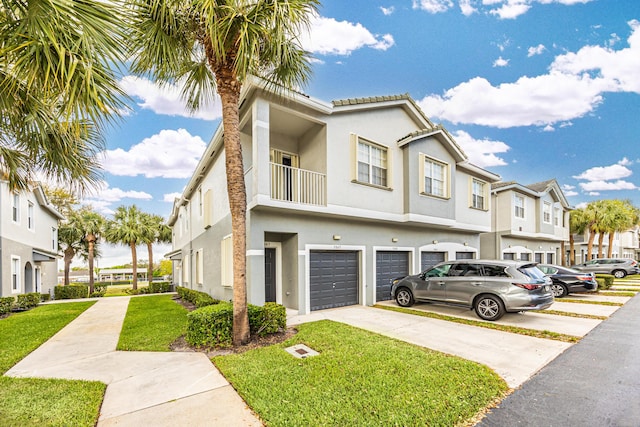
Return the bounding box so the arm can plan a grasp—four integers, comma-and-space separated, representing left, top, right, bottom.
519, 264, 546, 280
482, 265, 510, 277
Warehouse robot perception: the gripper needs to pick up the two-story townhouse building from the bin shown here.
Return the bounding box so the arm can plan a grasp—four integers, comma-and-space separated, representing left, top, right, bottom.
167, 81, 501, 314
571, 226, 639, 264
480, 179, 571, 264
0, 182, 63, 297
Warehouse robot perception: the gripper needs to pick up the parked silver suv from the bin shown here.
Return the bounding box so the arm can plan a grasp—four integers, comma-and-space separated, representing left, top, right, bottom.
572, 258, 639, 278
390, 260, 553, 321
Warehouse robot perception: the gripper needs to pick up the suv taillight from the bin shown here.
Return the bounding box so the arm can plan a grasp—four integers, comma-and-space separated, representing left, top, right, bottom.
577, 275, 593, 281
513, 283, 541, 290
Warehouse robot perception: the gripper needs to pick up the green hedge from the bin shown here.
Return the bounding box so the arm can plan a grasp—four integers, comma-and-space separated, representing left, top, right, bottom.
0, 297, 14, 315
596, 274, 614, 290
148, 282, 172, 294
176, 287, 220, 308
16, 293, 41, 310
54, 285, 88, 300
186, 301, 286, 348
40, 293, 50, 302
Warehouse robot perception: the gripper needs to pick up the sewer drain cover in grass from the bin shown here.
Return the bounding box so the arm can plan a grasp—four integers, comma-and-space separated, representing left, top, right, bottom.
285, 344, 319, 359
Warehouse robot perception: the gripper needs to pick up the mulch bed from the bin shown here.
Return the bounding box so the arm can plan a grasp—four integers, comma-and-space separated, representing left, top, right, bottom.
170, 295, 297, 357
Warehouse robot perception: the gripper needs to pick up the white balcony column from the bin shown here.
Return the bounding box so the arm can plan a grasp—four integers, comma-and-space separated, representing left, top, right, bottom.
252, 98, 271, 199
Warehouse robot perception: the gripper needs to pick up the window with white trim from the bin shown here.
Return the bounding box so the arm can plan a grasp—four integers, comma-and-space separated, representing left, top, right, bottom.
11, 256, 20, 292
554, 208, 561, 226
356, 138, 388, 187
543, 202, 551, 224
471, 179, 487, 210
514, 194, 525, 218
420, 155, 448, 198
12, 193, 20, 222
28, 201, 34, 230
221, 235, 233, 287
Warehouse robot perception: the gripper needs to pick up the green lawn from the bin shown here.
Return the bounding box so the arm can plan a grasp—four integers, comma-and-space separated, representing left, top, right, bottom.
214, 320, 508, 427
117, 294, 188, 351
0, 302, 105, 427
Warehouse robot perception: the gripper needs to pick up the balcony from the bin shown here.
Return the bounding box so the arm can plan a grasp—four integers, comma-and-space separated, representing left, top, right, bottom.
270, 162, 326, 206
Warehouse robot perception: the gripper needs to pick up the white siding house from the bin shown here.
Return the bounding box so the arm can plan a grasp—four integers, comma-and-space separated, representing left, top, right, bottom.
168, 81, 500, 314
1, 182, 63, 297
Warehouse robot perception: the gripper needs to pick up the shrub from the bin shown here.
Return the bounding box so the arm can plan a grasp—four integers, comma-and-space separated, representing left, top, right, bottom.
186, 302, 234, 347
40, 293, 51, 302
176, 287, 220, 308
89, 284, 107, 298
0, 297, 14, 315
596, 274, 614, 290
54, 285, 88, 300
16, 293, 41, 310
147, 281, 172, 294
186, 302, 286, 347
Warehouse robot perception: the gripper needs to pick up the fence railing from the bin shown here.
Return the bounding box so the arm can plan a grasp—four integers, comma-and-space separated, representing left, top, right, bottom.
270, 163, 326, 206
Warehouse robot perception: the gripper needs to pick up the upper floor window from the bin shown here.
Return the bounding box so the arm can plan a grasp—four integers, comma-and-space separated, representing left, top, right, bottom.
471, 179, 487, 210
12, 193, 20, 222
221, 234, 233, 287
198, 187, 203, 217
543, 202, 551, 223
514, 194, 525, 218
554, 208, 561, 226
421, 155, 448, 198
28, 201, 34, 230
356, 138, 388, 187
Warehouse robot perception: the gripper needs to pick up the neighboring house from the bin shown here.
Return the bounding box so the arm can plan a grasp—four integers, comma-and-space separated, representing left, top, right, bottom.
167, 81, 500, 314
98, 268, 148, 282
56, 270, 94, 284
571, 226, 639, 264
480, 179, 571, 265
0, 182, 63, 297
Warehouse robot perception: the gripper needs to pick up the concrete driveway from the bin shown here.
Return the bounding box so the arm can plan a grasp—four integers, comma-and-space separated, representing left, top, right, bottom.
289, 290, 628, 389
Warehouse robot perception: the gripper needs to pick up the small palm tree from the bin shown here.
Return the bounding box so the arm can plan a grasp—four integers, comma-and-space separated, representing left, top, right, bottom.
58, 211, 86, 286
569, 208, 589, 266
105, 205, 145, 290
127, 0, 319, 345
140, 213, 172, 285
78, 208, 106, 294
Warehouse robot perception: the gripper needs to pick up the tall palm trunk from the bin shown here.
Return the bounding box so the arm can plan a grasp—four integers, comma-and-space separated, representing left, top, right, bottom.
88, 235, 96, 294
213, 59, 250, 346
64, 247, 75, 286
597, 233, 605, 258
587, 229, 596, 260
147, 242, 153, 286
607, 233, 615, 258
569, 234, 575, 266
130, 241, 138, 290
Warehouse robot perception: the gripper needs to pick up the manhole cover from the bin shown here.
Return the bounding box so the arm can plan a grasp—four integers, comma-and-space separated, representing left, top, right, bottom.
285, 344, 319, 359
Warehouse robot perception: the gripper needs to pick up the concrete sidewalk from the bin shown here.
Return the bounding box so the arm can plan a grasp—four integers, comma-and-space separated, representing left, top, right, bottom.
288, 305, 571, 388
5, 296, 261, 426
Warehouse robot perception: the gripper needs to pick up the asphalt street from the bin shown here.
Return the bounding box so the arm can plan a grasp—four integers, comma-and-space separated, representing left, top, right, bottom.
478, 293, 640, 427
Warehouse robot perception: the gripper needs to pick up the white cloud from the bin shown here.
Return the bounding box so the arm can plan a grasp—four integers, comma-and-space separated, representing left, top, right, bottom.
572, 159, 633, 181
301, 15, 394, 56
412, 0, 454, 14
82, 182, 153, 215
452, 130, 510, 167
579, 180, 637, 192
163, 192, 182, 203
493, 56, 510, 67
527, 44, 546, 57
459, 0, 477, 16
120, 76, 222, 121
564, 190, 579, 197
380, 6, 395, 15
418, 21, 640, 128
489, 3, 531, 19
101, 129, 207, 179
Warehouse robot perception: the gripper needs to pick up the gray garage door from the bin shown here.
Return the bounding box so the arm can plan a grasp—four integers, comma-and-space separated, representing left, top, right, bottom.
421, 251, 445, 271
456, 251, 475, 260
376, 251, 410, 302
310, 251, 359, 311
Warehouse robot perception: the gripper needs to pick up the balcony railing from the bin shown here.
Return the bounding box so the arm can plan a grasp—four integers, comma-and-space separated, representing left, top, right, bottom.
270, 162, 326, 206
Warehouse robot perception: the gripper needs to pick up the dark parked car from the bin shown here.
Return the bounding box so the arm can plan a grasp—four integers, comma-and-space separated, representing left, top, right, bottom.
390, 260, 553, 321
537, 264, 598, 297
572, 258, 639, 278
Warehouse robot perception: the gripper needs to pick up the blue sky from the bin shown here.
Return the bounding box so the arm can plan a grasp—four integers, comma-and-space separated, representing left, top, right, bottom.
84, 0, 640, 265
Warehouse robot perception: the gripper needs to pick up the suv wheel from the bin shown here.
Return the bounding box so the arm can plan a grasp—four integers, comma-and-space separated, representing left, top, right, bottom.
612, 270, 627, 279
474, 295, 505, 321
395, 288, 414, 307
551, 283, 568, 298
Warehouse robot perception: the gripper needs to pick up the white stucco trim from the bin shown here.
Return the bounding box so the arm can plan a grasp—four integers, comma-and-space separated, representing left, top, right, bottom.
303, 244, 367, 315
418, 242, 479, 265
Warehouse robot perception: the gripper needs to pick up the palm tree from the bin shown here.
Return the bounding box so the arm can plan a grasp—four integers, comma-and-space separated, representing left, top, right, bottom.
1, 0, 128, 191
105, 205, 145, 290
78, 208, 106, 294
58, 211, 86, 286
604, 200, 640, 258
127, 0, 319, 345
569, 208, 589, 266
584, 200, 607, 260
140, 213, 172, 285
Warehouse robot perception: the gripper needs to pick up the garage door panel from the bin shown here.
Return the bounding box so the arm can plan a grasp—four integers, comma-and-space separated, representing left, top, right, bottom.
376, 251, 409, 302
310, 251, 358, 311
421, 252, 445, 271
